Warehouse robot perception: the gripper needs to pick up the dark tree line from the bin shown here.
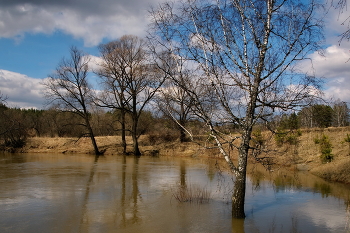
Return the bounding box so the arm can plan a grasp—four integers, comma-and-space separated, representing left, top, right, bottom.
298, 102, 349, 128
0, 104, 191, 149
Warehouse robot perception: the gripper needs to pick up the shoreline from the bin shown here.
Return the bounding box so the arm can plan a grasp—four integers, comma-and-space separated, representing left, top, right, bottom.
3, 127, 350, 184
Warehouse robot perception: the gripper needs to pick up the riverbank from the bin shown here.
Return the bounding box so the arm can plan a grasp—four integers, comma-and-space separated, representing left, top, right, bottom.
6, 127, 350, 184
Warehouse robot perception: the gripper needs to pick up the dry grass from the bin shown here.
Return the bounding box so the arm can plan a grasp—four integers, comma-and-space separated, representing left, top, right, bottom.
310, 157, 350, 184
172, 184, 211, 204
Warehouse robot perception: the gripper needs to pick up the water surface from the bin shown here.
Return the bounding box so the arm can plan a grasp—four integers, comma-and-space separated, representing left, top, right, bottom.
0, 153, 349, 232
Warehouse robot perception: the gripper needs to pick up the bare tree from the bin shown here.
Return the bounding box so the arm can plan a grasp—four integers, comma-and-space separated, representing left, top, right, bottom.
43, 46, 101, 156
332, 100, 349, 127
149, 0, 323, 218
96, 39, 130, 154
154, 54, 197, 142
0, 91, 7, 104
331, 0, 350, 41
96, 35, 166, 155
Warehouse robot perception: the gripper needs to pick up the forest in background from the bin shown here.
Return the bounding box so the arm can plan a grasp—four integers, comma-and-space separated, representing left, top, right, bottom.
0, 99, 348, 152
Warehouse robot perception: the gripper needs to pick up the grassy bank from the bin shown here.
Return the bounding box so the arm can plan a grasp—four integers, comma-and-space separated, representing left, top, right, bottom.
8, 127, 350, 184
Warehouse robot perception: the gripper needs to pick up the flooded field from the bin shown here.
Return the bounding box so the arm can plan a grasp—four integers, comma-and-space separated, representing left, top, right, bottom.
0, 153, 349, 232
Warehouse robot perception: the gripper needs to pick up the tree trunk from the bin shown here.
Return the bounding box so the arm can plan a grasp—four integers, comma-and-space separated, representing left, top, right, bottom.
132, 133, 141, 156
179, 125, 186, 143
121, 109, 127, 154
131, 113, 141, 156
232, 168, 247, 218
232, 146, 248, 218
85, 117, 101, 156
89, 130, 100, 156
232, 130, 250, 218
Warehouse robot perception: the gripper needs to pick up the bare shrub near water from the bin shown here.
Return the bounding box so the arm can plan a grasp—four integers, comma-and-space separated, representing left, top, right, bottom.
172, 185, 211, 204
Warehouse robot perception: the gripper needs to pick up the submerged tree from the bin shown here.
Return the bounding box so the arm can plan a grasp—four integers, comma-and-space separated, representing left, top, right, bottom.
43, 46, 101, 156
150, 0, 323, 218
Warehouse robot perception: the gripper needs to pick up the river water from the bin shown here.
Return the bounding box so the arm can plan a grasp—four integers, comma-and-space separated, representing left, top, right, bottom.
0, 153, 349, 233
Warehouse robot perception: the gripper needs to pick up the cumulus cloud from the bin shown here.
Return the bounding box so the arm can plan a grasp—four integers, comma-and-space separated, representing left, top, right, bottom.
86, 55, 103, 72
0, 0, 164, 46
0, 69, 46, 109
299, 45, 350, 102
302, 45, 350, 78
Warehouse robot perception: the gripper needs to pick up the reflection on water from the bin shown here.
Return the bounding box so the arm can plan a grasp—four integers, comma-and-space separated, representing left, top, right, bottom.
0, 153, 349, 233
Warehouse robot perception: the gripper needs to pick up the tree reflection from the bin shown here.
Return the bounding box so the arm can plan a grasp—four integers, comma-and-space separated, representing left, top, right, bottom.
79, 156, 100, 231
313, 182, 332, 198
346, 199, 350, 231
131, 156, 141, 224
231, 218, 245, 233
120, 156, 127, 227
119, 156, 142, 227
180, 160, 186, 188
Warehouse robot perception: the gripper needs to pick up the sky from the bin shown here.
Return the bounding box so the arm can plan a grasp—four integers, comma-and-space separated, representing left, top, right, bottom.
0, 0, 350, 109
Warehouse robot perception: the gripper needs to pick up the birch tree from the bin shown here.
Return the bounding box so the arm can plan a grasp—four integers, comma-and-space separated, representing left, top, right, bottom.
331, 0, 350, 41
332, 100, 349, 127
43, 47, 101, 156
149, 0, 323, 218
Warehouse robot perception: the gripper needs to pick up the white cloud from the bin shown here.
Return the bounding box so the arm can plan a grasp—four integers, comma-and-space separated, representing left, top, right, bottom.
301, 45, 350, 78
0, 0, 165, 46
86, 55, 103, 72
0, 69, 46, 109
299, 45, 350, 102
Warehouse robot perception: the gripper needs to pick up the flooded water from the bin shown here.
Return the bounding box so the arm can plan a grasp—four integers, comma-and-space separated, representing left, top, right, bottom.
0, 153, 349, 233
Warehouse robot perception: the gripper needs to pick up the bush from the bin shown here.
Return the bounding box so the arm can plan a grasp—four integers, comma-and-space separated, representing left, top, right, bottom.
315, 134, 333, 163
275, 128, 301, 146
147, 132, 178, 145
4, 136, 27, 148
252, 129, 265, 146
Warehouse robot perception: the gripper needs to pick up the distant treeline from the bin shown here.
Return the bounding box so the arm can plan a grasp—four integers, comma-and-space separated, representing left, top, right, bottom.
0, 101, 348, 149
0, 103, 205, 149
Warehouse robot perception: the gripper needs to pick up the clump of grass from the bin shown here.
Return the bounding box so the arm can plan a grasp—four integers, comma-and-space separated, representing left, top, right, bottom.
172, 184, 211, 204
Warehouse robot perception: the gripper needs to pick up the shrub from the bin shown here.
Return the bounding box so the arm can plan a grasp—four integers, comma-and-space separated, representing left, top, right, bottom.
252, 129, 265, 147
147, 132, 178, 145
275, 128, 288, 146
315, 134, 333, 163
275, 128, 301, 146
172, 184, 211, 204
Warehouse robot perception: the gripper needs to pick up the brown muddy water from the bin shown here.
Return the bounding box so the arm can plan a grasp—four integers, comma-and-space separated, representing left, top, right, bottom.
0, 153, 349, 233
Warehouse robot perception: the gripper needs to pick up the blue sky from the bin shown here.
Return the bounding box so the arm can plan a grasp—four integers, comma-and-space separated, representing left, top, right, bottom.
0, 32, 99, 78
0, 0, 350, 109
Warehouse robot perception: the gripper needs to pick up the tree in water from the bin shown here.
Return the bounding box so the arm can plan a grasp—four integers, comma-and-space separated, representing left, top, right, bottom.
149, 0, 323, 218
43, 47, 101, 156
